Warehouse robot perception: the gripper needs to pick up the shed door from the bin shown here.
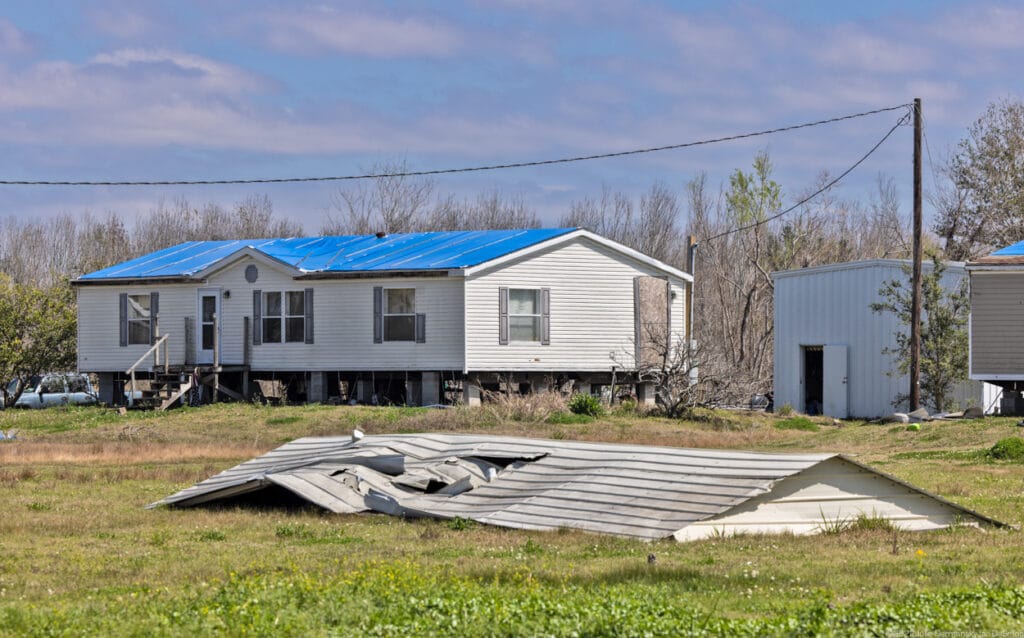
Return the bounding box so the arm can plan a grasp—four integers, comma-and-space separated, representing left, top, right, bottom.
823, 345, 848, 419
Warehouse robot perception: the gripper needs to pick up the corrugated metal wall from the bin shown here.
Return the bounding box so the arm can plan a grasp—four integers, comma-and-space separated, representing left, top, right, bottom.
773, 260, 991, 418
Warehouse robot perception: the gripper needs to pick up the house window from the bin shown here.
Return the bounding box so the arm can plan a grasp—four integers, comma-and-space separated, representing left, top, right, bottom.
509, 289, 541, 342
262, 291, 306, 343
285, 291, 305, 342
384, 288, 415, 341
127, 294, 151, 345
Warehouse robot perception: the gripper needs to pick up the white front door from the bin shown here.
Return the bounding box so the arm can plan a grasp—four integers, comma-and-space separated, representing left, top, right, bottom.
197, 289, 221, 365
823, 345, 848, 419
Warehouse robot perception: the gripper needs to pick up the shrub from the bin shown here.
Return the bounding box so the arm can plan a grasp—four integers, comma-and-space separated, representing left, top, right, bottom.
568, 393, 603, 417
774, 416, 819, 432
987, 437, 1024, 461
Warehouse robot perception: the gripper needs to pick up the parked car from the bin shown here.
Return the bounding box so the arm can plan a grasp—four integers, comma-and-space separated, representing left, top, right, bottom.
9, 373, 98, 409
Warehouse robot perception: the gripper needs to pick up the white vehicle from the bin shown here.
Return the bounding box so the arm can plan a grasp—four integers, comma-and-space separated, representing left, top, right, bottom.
10, 373, 98, 409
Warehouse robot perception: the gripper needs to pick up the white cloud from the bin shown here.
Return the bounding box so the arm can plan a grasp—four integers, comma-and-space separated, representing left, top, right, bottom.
931, 5, 1024, 50
0, 49, 269, 112
256, 7, 462, 58
818, 26, 932, 74
89, 49, 268, 93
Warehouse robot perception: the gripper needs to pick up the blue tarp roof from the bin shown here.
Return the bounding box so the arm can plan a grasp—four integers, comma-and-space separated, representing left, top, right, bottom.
991, 240, 1024, 256
78, 228, 578, 281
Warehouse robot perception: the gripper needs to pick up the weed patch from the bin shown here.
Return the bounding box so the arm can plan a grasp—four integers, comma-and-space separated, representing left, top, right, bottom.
446, 517, 477, 531
546, 411, 594, 425
775, 416, 819, 432
988, 437, 1024, 461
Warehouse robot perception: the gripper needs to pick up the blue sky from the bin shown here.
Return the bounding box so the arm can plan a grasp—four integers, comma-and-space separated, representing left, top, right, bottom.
1, 1, 1021, 232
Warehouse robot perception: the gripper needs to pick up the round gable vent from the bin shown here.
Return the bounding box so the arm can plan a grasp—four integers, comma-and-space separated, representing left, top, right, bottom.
245, 264, 259, 283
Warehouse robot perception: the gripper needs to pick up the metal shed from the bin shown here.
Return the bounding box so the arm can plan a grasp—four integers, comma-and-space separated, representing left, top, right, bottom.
772, 259, 1000, 419
151, 433, 1002, 541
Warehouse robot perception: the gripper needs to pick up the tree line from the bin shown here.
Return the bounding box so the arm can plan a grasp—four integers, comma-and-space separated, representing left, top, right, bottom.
2, 98, 1020, 408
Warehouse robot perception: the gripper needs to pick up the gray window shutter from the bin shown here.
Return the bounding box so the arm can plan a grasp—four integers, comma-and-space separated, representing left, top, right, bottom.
373, 286, 383, 344
119, 293, 128, 347
304, 288, 314, 344
498, 287, 509, 345
540, 287, 551, 346
252, 290, 262, 345
149, 292, 159, 344
415, 313, 426, 343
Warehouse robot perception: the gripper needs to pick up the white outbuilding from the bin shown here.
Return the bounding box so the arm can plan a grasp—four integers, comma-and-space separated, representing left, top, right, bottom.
772, 259, 1000, 419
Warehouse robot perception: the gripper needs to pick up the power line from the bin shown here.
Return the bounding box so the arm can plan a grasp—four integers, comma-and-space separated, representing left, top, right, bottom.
0, 104, 911, 187
701, 110, 912, 244
920, 112, 944, 198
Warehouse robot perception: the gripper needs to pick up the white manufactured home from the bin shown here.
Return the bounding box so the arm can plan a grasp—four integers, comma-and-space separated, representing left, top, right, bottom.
74, 229, 692, 408
773, 259, 999, 419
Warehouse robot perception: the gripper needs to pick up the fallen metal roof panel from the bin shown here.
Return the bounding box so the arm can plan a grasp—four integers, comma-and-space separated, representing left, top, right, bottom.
151, 433, 1004, 540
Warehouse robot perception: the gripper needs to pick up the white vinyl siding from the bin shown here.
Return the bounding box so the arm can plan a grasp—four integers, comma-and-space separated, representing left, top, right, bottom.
465, 238, 687, 372
78, 284, 194, 372
205, 258, 464, 371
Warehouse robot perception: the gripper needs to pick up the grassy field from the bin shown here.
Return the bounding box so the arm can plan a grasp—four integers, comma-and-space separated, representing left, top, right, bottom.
0, 402, 1022, 636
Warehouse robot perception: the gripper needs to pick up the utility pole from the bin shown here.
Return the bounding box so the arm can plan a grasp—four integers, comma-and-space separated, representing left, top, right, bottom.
910, 98, 922, 411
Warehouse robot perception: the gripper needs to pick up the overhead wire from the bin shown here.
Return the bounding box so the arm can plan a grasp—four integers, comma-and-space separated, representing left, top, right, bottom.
701, 108, 913, 244
0, 104, 911, 187
920, 110, 944, 198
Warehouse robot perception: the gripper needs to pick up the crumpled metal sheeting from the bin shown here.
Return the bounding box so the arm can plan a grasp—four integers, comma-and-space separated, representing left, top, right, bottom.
151, 433, 834, 539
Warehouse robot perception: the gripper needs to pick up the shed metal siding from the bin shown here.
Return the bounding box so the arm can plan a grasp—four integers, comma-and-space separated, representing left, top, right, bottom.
773, 260, 991, 418
464, 238, 686, 372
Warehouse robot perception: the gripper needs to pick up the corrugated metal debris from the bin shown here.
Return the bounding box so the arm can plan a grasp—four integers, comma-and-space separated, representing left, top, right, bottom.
150, 433, 1004, 540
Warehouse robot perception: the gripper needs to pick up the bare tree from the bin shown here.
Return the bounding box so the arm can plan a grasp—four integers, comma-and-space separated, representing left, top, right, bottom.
420, 191, 540, 231
322, 160, 436, 235
934, 97, 1024, 260
560, 182, 685, 264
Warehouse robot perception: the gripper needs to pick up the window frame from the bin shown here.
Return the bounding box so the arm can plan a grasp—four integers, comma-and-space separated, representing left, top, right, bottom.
126, 294, 152, 345
261, 290, 306, 344
383, 288, 416, 342
508, 288, 542, 342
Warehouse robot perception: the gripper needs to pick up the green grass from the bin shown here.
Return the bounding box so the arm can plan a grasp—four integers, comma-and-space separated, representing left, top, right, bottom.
0, 403, 1022, 634
774, 416, 820, 431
